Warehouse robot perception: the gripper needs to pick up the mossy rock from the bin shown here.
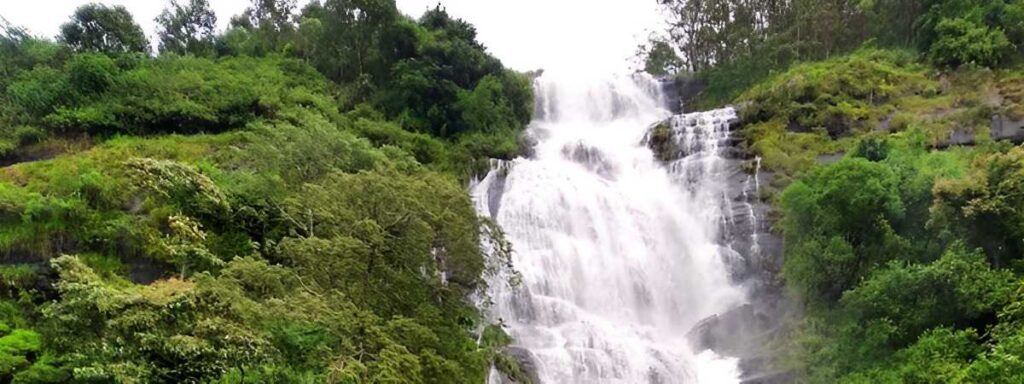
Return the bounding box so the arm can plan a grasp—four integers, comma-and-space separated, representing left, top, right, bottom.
644, 121, 680, 162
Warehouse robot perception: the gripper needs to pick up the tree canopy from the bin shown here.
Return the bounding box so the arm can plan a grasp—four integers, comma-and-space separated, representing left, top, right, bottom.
59, 3, 149, 54
156, 0, 218, 56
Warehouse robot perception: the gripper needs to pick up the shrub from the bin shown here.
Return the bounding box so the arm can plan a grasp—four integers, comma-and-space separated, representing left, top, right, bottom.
928, 18, 1012, 68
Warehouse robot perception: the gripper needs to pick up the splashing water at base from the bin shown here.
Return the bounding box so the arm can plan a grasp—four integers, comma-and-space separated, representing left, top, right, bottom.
473, 72, 745, 383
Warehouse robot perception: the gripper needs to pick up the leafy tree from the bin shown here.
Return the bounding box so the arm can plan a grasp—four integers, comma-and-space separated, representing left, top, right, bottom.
59, 4, 149, 54
298, 0, 404, 89
840, 246, 1015, 347
928, 17, 1012, 67
156, 0, 218, 56
0, 18, 63, 90
638, 38, 683, 77
781, 157, 904, 248
231, 0, 298, 53
783, 235, 857, 305
931, 146, 1024, 267
895, 327, 981, 383
459, 75, 517, 133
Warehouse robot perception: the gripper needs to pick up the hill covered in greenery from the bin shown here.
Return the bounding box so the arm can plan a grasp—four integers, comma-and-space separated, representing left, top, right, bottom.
0, 1, 532, 382
642, 0, 1024, 382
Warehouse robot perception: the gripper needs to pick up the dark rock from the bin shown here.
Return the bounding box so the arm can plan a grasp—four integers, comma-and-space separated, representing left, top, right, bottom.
496, 346, 540, 384
562, 142, 615, 177
991, 114, 1024, 142
933, 114, 1024, 149
483, 160, 515, 219
518, 131, 540, 159
666, 74, 708, 113
643, 121, 678, 162
687, 304, 770, 358
128, 258, 169, 285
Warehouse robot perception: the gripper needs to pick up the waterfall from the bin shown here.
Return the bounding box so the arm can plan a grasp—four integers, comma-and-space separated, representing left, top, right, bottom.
473, 72, 746, 383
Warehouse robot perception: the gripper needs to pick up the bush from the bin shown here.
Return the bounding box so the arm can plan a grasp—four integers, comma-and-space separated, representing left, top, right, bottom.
8, 55, 335, 136
740, 49, 929, 137
840, 246, 1015, 347
928, 18, 1012, 68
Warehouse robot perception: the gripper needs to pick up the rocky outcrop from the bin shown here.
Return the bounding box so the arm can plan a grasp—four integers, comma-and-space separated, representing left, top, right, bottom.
991, 114, 1024, 142
641, 113, 745, 162
561, 141, 615, 177
490, 347, 541, 384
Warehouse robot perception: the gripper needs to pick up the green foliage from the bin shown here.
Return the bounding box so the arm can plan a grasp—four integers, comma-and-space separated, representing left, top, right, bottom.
459, 75, 523, 134
229, 0, 299, 54
0, 2, 534, 382
156, 0, 218, 56
351, 117, 448, 165
0, 21, 64, 91
8, 55, 333, 136
931, 146, 1024, 267
297, 3, 532, 141
741, 49, 930, 137
297, 0, 403, 87
125, 157, 228, 218
772, 109, 1024, 381
690, 52, 777, 110
649, 0, 1024, 109
852, 136, 890, 161
841, 246, 1014, 347
928, 17, 1013, 68
637, 39, 683, 77
781, 158, 904, 247
58, 4, 149, 54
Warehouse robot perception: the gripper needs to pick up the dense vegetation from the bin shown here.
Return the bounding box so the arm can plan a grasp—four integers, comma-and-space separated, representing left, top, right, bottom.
0, 1, 531, 382
643, 0, 1024, 382
645, 0, 1024, 109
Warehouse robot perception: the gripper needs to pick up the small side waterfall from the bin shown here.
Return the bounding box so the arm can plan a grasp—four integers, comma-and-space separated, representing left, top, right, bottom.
473, 73, 752, 383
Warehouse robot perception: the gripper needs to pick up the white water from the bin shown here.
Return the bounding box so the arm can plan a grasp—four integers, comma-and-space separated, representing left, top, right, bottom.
473, 73, 745, 383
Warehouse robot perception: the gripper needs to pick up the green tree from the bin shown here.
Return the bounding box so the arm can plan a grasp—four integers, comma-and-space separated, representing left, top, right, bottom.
781, 158, 904, 248
298, 0, 402, 87
231, 0, 298, 53
156, 0, 218, 56
59, 4, 149, 54
840, 246, 1015, 347
928, 17, 1012, 67
931, 146, 1024, 267
638, 38, 683, 76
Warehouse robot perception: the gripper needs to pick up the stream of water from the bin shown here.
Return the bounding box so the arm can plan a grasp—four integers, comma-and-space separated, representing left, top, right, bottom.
473, 73, 745, 383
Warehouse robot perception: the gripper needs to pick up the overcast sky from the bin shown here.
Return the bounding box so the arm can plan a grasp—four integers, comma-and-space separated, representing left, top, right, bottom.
1, 0, 664, 74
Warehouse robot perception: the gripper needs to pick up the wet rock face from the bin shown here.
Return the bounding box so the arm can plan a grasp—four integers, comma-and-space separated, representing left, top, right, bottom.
661, 74, 708, 114
687, 304, 770, 358
561, 141, 616, 177
490, 346, 541, 384
642, 114, 746, 163
643, 107, 793, 383
644, 122, 676, 162
506, 347, 541, 384
642, 112, 782, 285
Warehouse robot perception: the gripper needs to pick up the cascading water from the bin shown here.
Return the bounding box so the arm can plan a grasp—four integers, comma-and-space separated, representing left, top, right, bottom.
473, 73, 747, 383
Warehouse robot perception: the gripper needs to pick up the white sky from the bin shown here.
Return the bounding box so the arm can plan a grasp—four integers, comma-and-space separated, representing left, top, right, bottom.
1, 0, 664, 74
